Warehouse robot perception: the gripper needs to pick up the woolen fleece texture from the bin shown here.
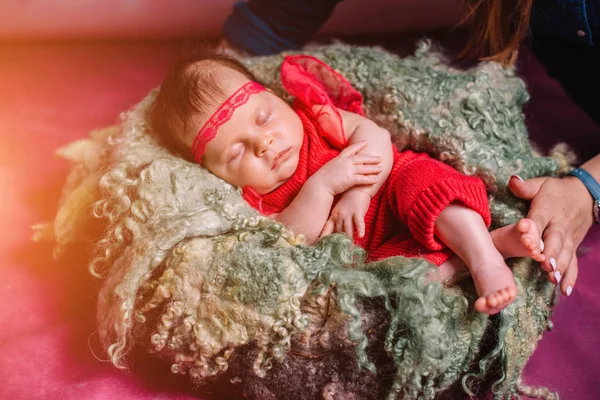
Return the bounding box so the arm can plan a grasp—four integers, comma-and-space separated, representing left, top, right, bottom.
43, 42, 568, 400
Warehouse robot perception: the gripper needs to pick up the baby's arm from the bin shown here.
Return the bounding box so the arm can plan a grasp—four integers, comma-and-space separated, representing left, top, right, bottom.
275, 176, 335, 244
319, 109, 394, 238
276, 141, 382, 244
339, 108, 394, 196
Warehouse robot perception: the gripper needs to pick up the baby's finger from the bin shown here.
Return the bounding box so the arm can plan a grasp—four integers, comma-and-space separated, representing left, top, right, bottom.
341, 140, 369, 156
354, 174, 379, 186
354, 164, 383, 175
354, 213, 365, 238
353, 154, 382, 165
320, 219, 335, 238
335, 216, 344, 234
343, 217, 354, 239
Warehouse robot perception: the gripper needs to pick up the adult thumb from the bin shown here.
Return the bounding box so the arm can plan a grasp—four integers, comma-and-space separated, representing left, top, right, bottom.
507, 175, 547, 200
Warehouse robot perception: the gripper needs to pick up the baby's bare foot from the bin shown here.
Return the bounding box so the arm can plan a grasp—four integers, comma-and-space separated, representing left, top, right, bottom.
438, 255, 517, 314
491, 218, 545, 262
471, 258, 518, 315
436, 218, 544, 314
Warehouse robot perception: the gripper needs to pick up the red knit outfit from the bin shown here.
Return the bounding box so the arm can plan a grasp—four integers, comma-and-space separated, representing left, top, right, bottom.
243, 56, 491, 265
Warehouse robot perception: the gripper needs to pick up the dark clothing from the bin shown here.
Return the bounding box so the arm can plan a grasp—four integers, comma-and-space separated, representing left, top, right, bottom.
222, 0, 342, 55
222, 0, 600, 126
530, 0, 597, 46
530, 1, 600, 125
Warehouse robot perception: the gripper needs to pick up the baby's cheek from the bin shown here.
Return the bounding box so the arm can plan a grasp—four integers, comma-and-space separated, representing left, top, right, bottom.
237, 167, 256, 187
247, 167, 275, 192
282, 157, 298, 180
206, 164, 238, 186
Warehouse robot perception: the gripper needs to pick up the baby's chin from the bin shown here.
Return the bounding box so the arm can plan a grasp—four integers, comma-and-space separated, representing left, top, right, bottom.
252, 171, 294, 195
253, 178, 288, 195
248, 153, 300, 194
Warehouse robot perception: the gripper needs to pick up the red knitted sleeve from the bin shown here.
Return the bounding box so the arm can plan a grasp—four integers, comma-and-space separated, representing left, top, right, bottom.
389, 151, 491, 251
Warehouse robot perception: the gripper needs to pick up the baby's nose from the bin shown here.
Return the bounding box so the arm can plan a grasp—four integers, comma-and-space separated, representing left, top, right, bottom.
255, 134, 274, 156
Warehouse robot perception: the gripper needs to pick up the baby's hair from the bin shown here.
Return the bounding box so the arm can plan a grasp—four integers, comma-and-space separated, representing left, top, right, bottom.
149, 43, 261, 161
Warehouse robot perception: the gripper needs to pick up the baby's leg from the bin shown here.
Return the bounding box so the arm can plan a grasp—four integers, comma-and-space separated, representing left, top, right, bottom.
439, 218, 545, 281
435, 204, 518, 315
437, 218, 544, 314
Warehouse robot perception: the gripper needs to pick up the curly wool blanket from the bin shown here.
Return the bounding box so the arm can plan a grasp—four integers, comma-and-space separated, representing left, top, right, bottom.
44, 42, 568, 400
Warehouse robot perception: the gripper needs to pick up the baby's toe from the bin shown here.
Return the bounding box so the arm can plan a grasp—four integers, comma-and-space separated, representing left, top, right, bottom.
474, 297, 488, 313
520, 234, 537, 254
521, 235, 533, 248
488, 293, 500, 309
485, 293, 505, 315
520, 232, 546, 262
496, 287, 516, 307
475, 296, 497, 314
516, 218, 532, 233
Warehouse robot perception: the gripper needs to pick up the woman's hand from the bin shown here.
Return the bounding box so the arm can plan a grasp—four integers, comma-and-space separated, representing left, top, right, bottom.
508, 175, 595, 296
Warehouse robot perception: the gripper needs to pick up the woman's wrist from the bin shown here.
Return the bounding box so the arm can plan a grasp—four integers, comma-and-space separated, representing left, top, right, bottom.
568, 168, 600, 224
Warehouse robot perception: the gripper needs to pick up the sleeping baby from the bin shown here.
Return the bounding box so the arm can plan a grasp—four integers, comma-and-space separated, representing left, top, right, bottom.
149, 47, 545, 315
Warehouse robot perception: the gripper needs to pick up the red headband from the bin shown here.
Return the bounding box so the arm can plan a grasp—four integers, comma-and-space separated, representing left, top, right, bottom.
191, 81, 265, 163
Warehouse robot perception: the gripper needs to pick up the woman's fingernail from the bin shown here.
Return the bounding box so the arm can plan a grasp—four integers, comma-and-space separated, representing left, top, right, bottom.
540, 239, 545, 252
549, 258, 557, 271
566, 285, 573, 297
511, 175, 524, 183
554, 270, 562, 284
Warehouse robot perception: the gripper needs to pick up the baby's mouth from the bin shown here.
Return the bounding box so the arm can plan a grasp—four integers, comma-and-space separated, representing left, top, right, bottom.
272, 147, 291, 170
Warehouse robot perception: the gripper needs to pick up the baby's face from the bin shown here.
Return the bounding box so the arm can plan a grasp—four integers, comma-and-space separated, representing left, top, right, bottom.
182, 66, 304, 194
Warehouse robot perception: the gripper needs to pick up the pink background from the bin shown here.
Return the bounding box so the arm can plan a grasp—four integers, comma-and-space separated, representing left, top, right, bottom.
0, 0, 463, 40
0, 1, 599, 400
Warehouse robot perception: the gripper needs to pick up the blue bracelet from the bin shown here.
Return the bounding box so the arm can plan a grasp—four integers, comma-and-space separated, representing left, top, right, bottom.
568, 168, 600, 224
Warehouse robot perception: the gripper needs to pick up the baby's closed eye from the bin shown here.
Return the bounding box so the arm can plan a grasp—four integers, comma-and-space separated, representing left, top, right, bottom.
256, 108, 271, 126
227, 144, 244, 162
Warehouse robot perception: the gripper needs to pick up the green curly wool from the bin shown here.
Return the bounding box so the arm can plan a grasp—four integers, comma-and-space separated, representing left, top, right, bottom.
47, 42, 562, 399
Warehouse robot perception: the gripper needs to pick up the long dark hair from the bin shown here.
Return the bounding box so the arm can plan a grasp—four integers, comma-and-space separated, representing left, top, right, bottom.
461, 0, 534, 65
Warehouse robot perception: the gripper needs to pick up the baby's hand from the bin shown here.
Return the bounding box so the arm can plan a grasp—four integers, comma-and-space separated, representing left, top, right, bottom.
315, 141, 382, 196
320, 190, 371, 239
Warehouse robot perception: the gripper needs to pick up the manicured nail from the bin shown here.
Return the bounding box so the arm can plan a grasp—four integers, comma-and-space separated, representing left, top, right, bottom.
511, 175, 524, 183
566, 286, 573, 297
554, 270, 562, 284
549, 258, 557, 271
540, 239, 545, 252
